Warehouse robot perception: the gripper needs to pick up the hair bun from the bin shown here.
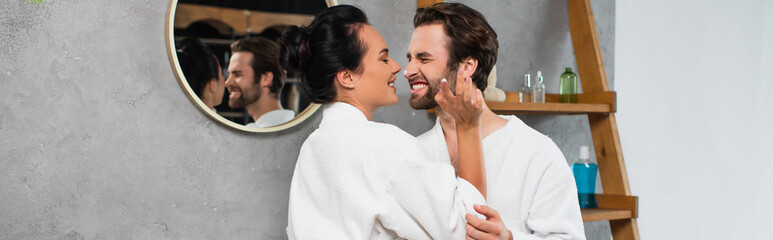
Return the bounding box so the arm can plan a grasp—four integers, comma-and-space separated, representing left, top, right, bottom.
278, 25, 311, 72
176, 50, 196, 73
178, 38, 207, 60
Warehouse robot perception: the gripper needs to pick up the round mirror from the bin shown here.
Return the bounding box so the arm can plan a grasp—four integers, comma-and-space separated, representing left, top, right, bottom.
165, 0, 337, 132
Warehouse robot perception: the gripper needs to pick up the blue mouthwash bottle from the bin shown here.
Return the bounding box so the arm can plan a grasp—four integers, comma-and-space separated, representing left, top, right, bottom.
572, 146, 598, 208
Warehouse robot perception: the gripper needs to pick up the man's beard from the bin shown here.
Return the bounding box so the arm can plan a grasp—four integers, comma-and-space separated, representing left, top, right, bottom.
228, 87, 261, 109
408, 83, 438, 110
408, 70, 457, 110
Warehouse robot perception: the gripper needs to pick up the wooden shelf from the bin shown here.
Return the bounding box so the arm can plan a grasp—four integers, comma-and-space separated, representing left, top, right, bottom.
580, 194, 638, 222
174, 36, 233, 45
174, 3, 314, 36
581, 208, 633, 222
426, 92, 615, 115
488, 102, 610, 115
486, 91, 616, 115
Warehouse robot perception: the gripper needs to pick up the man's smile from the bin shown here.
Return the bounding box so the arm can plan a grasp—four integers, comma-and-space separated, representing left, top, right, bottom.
228, 87, 241, 99
409, 80, 428, 95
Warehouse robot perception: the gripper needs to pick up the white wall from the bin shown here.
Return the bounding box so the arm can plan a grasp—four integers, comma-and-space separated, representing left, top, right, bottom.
616, 0, 773, 239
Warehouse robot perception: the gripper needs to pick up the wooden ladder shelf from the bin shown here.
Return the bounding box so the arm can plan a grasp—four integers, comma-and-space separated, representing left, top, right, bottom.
567, 0, 640, 238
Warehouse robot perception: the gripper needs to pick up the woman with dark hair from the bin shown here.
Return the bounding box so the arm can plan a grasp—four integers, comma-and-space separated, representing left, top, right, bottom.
176, 37, 225, 110
280, 5, 487, 239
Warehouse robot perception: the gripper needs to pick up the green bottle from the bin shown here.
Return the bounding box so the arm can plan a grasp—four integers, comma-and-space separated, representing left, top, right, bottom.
559, 67, 578, 103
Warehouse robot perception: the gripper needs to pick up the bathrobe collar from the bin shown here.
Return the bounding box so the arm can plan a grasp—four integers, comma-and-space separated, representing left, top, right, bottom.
321, 102, 369, 126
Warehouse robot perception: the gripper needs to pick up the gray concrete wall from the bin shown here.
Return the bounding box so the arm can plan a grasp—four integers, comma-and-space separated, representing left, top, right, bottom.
1, 0, 614, 239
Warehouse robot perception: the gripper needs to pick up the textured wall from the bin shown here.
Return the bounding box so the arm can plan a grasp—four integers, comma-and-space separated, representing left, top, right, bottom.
0, 0, 320, 238
0, 0, 614, 239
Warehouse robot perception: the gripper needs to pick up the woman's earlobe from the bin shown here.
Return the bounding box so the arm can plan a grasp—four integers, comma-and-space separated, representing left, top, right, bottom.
205, 79, 216, 93
336, 70, 356, 89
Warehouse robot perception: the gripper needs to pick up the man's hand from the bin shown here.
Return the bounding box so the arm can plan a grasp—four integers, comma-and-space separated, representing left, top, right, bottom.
465, 204, 513, 240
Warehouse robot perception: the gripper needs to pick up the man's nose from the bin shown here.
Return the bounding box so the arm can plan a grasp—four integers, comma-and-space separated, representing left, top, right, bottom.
404, 61, 418, 80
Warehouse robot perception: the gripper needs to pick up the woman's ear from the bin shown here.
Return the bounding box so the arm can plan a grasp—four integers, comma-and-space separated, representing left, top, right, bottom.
458, 57, 478, 79
336, 70, 356, 89
205, 79, 217, 93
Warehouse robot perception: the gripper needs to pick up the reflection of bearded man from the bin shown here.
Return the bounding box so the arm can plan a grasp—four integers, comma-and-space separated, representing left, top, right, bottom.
228, 80, 261, 109
408, 68, 457, 110
226, 37, 296, 128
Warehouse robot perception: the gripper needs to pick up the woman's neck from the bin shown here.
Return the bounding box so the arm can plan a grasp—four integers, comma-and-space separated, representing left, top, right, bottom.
335, 97, 374, 121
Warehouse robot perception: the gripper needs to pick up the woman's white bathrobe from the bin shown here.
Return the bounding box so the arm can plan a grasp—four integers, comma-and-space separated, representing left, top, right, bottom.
287, 102, 485, 240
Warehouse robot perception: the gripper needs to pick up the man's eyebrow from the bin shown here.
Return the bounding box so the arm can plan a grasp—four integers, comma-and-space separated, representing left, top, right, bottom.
416, 52, 432, 58
379, 48, 389, 54
229, 70, 242, 74
406, 51, 432, 59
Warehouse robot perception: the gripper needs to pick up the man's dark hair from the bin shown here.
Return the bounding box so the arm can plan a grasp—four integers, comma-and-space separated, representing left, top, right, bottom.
230, 37, 285, 96
414, 2, 498, 91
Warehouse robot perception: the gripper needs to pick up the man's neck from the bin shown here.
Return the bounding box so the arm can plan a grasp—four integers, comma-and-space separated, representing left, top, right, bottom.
437, 104, 507, 139
245, 95, 283, 122
436, 104, 506, 175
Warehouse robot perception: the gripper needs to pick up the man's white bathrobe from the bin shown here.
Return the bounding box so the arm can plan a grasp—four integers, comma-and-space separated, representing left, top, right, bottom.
417, 116, 586, 240
287, 102, 485, 239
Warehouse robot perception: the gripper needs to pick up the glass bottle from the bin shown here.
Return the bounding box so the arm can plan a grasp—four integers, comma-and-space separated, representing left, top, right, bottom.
572, 146, 598, 208
559, 67, 578, 103
532, 71, 545, 103
519, 73, 532, 103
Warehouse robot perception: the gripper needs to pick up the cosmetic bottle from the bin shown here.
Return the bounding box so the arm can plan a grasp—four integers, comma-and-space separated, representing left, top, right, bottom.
532, 71, 545, 103
572, 146, 598, 208
560, 67, 578, 103
519, 73, 532, 103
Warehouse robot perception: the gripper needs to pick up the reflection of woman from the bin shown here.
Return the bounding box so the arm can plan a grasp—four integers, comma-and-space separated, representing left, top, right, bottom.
280, 5, 487, 239
176, 37, 225, 111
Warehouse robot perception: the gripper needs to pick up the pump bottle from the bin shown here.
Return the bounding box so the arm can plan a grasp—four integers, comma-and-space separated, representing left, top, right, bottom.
532, 71, 545, 103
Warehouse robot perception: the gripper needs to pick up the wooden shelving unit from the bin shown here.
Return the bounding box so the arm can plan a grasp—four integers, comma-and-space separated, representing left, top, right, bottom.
568, 0, 640, 238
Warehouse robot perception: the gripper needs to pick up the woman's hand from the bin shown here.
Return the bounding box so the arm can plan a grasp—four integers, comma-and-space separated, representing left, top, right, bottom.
436, 70, 487, 198
435, 73, 484, 129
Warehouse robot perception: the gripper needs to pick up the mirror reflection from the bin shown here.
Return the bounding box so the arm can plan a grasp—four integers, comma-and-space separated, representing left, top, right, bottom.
172, 0, 329, 129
